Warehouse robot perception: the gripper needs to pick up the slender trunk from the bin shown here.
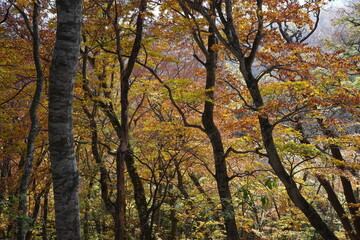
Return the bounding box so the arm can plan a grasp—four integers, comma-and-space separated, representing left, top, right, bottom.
89, 0, 149, 238
176, 167, 193, 239
115, 147, 126, 240
189, 172, 214, 207
0, 157, 11, 214
83, 178, 94, 240
297, 121, 358, 239
201, 27, 239, 240
189, 172, 224, 231
115, 30, 130, 238
153, 184, 162, 235
42, 191, 49, 240
81, 48, 115, 215
115, 0, 150, 238
181, 0, 338, 238
125, 150, 153, 239
317, 119, 360, 235
317, 175, 358, 240
84, 105, 115, 213
244, 79, 338, 239
48, 0, 82, 239
169, 195, 178, 240
17, 3, 44, 239
25, 190, 41, 240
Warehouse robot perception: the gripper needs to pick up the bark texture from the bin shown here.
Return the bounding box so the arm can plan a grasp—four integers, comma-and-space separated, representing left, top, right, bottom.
48, 0, 82, 239
255, 116, 338, 240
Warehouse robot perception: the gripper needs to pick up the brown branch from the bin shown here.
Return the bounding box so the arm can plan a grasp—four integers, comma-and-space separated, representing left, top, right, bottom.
0, 80, 35, 106
224, 146, 267, 158
228, 169, 271, 181
135, 59, 204, 131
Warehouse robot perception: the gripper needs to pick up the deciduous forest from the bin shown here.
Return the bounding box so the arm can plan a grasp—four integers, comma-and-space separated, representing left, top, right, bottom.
0, 0, 359, 239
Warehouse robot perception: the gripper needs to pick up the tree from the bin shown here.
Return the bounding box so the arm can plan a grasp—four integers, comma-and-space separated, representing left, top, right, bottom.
178, 0, 359, 239
80, 0, 152, 238
14, 2, 45, 239
48, 0, 82, 239
0, 0, 359, 238
327, 0, 360, 87
0, 1, 52, 238
152, 3, 241, 237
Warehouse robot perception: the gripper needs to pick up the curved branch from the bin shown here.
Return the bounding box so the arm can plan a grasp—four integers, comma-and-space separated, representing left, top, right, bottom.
0, 3, 13, 24
222, 77, 257, 111
225, 146, 267, 158
13, 4, 33, 36
300, 9, 321, 43
135, 60, 204, 131
246, 0, 264, 66
0, 80, 34, 106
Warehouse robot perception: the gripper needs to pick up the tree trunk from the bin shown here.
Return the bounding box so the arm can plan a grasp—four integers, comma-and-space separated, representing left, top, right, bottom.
201, 26, 240, 240
245, 81, 338, 240
115, 0, 150, 238
124, 150, 153, 240
0, 157, 11, 215
115, 147, 126, 240
317, 119, 360, 235
316, 175, 357, 240
187, 1, 339, 235
81, 49, 115, 216
17, 3, 44, 239
48, 0, 82, 239
169, 195, 178, 240
297, 121, 358, 239
42, 191, 49, 240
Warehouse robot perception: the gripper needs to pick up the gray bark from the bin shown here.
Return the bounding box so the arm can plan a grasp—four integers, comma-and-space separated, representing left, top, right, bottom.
48, 0, 82, 239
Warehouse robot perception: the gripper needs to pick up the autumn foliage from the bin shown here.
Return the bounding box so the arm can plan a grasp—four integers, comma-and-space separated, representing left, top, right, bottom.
0, 0, 359, 239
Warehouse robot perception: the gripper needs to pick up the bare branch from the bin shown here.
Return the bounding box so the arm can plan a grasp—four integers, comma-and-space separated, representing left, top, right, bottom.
0, 3, 12, 24
225, 146, 267, 158
0, 80, 34, 106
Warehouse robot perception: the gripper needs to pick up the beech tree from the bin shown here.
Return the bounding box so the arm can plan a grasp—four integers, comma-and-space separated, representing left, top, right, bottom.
48, 0, 82, 239
0, 0, 359, 239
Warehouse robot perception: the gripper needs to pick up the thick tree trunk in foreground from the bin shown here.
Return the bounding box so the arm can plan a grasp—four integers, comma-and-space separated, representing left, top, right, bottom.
48, 0, 82, 239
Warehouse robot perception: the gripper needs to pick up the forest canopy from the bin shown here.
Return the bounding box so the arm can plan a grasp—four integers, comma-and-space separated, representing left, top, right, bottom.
0, 0, 359, 239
